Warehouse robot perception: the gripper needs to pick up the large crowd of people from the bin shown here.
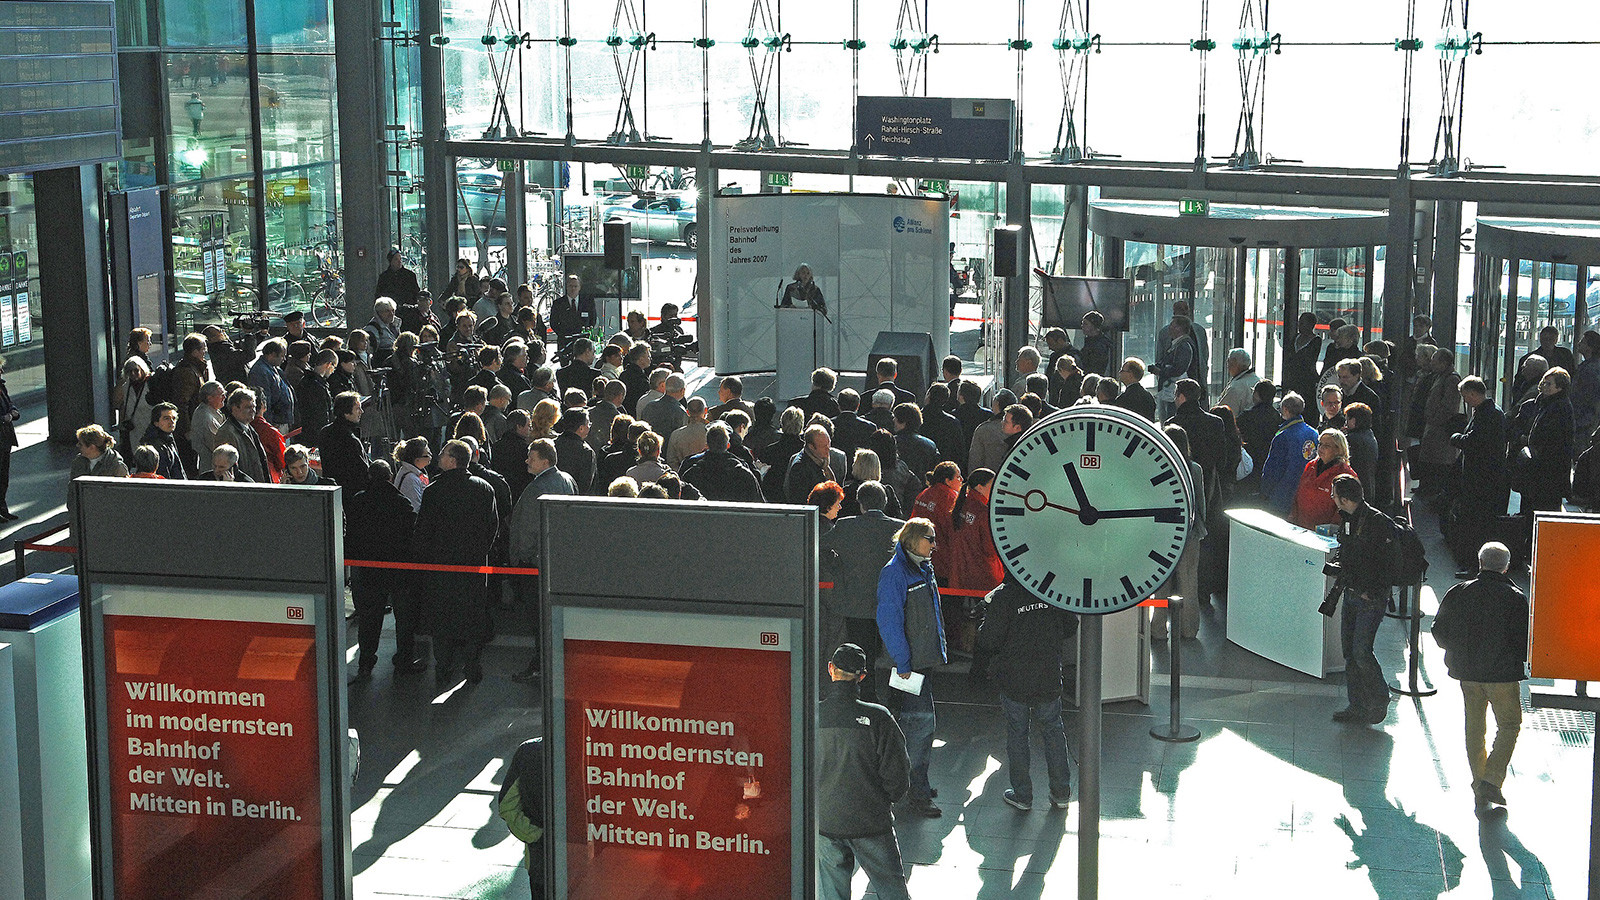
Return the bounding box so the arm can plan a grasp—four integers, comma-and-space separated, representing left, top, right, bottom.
73, 279, 1576, 896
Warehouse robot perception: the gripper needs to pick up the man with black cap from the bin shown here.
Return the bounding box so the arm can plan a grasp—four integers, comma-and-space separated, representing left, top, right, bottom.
376, 249, 421, 308
282, 309, 311, 345
976, 573, 1076, 811
817, 642, 911, 900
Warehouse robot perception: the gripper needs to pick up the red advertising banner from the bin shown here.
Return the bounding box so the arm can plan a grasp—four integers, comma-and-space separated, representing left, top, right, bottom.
99, 586, 323, 899
561, 611, 793, 900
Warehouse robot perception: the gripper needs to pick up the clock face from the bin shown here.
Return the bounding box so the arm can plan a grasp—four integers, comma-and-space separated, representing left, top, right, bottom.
989, 406, 1194, 614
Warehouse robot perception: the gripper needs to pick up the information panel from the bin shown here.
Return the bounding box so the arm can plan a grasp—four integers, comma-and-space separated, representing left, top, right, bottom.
97, 584, 324, 899
0, 1, 121, 175
0, 251, 14, 347
559, 608, 791, 900
12, 248, 28, 343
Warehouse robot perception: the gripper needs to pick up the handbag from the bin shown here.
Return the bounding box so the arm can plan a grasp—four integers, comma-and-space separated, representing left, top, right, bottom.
1235, 450, 1254, 481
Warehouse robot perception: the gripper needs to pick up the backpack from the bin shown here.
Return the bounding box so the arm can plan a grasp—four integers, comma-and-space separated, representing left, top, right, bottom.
1384, 513, 1428, 587
144, 361, 179, 406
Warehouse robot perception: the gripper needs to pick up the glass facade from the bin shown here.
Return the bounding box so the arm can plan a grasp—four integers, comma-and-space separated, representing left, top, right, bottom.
109, 0, 343, 337
0, 176, 44, 401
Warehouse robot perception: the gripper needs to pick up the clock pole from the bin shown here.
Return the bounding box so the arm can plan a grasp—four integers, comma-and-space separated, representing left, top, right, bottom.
1078, 614, 1101, 899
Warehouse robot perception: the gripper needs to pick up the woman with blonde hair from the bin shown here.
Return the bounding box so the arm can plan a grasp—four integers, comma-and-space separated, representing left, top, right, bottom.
70, 424, 129, 480
530, 398, 561, 440
1290, 429, 1358, 528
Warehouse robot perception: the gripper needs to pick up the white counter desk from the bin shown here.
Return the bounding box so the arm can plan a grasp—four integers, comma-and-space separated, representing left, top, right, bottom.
1225, 508, 1345, 678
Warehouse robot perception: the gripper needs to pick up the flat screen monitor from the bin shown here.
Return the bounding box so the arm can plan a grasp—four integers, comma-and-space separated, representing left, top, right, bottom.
564, 252, 641, 300
1040, 275, 1131, 332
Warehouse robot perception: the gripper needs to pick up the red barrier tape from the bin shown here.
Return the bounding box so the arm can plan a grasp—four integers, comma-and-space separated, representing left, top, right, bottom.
13, 541, 1166, 607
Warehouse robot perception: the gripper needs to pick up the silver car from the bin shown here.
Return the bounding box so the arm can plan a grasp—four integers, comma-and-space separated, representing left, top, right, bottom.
601, 193, 699, 251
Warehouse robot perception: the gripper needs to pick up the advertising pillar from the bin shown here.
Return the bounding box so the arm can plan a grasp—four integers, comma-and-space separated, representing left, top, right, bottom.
541, 497, 817, 900
73, 479, 351, 900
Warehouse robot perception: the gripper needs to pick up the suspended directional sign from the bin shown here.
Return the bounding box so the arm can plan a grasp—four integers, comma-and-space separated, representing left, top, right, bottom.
625, 164, 650, 180
855, 96, 1014, 162
1179, 198, 1210, 217
763, 171, 791, 188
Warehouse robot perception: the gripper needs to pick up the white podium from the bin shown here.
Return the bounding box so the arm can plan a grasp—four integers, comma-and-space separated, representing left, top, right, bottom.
1075, 606, 1150, 705
0, 642, 22, 900
1225, 508, 1345, 677
775, 306, 828, 399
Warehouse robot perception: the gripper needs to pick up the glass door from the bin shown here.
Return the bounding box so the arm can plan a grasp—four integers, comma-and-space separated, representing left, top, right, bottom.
1243, 248, 1286, 389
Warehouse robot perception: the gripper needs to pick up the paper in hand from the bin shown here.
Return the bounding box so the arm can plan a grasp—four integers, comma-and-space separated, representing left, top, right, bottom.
889, 668, 924, 696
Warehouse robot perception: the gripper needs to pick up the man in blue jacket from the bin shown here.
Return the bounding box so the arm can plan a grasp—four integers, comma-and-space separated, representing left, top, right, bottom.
1260, 391, 1319, 516
876, 517, 946, 817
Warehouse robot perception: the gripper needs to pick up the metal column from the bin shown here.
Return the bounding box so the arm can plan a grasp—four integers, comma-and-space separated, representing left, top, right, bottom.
418, 0, 454, 297
34, 165, 113, 442
334, 0, 391, 318
1002, 166, 1031, 371
1432, 200, 1463, 358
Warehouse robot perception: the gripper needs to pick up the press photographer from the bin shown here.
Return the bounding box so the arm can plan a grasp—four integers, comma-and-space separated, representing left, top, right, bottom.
1326, 474, 1395, 726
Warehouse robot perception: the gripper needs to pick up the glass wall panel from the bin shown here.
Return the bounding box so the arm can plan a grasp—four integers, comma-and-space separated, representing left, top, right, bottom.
161, 0, 246, 47
115, 0, 154, 47
1471, 2, 1600, 43
707, 0, 761, 148
255, 0, 332, 51
1269, 0, 1406, 43
642, 40, 705, 144
264, 163, 341, 324
925, 47, 1016, 106
1086, 46, 1202, 162
170, 177, 258, 332
166, 52, 253, 183
0, 175, 45, 400
929, 0, 1016, 46
1266, 47, 1403, 169
777, 42, 853, 152
1465, 46, 1600, 175
1094, 0, 1200, 44
258, 54, 336, 170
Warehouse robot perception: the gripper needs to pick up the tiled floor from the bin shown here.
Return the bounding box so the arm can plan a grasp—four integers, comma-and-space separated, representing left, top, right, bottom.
7, 391, 1593, 899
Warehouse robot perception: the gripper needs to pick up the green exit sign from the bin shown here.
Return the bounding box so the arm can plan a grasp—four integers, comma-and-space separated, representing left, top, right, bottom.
1179, 197, 1210, 216
497, 159, 516, 172
625, 164, 650, 180
764, 171, 792, 188
921, 179, 949, 193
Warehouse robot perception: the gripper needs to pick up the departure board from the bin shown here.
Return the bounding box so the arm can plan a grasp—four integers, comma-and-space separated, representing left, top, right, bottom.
0, 1, 120, 175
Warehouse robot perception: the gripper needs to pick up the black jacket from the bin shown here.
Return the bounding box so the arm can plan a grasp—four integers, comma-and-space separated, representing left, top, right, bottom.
820, 511, 904, 620
1113, 381, 1157, 421
788, 388, 840, 421
554, 431, 596, 494
1335, 502, 1393, 599
1452, 400, 1508, 508
1431, 571, 1528, 683
345, 478, 415, 589
594, 446, 639, 495
139, 424, 187, 480
977, 579, 1078, 702
1521, 391, 1575, 498
817, 679, 909, 838
413, 467, 499, 641
557, 360, 603, 397
921, 406, 966, 469
785, 447, 848, 504
295, 372, 333, 447
1238, 400, 1279, 471
894, 430, 939, 484
831, 412, 879, 463
318, 417, 371, 492
681, 449, 763, 503
1168, 401, 1228, 482
1282, 333, 1323, 403
376, 265, 421, 308
620, 365, 650, 415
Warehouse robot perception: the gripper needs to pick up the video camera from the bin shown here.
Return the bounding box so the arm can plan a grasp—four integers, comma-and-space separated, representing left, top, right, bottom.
232, 313, 271, 333
1318, 561, 1344, 617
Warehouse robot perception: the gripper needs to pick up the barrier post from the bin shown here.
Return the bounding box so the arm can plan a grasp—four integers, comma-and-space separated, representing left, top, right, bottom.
1388, 579, 1437, 698
1150, 595, 1200, 743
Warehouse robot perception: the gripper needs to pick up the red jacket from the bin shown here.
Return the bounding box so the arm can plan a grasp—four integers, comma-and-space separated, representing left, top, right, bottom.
947, 492, 1003, 593
912, 481, 960, 583
1289, 458, 1357, 528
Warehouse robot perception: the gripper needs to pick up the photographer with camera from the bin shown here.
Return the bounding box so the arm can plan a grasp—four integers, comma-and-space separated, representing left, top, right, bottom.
1325, 474, 1394, 726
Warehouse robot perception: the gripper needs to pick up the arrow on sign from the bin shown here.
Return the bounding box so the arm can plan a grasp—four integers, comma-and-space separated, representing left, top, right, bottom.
863, 134, 874, 151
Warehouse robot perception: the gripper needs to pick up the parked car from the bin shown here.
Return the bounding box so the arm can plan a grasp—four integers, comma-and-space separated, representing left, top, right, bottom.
600, 193, 699, 251
457, 168, 507, 230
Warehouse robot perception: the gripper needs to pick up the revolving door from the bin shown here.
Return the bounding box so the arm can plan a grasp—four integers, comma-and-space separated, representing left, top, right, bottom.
1088, 200, 1389, 399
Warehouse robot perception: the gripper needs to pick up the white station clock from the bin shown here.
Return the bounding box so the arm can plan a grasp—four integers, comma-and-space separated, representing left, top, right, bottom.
989, 404, 1196, 614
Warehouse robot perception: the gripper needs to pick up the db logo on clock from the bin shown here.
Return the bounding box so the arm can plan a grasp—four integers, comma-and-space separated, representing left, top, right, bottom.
286, 607, 305, 620
1080, 454, 1101, 470
760, 632, 780, 646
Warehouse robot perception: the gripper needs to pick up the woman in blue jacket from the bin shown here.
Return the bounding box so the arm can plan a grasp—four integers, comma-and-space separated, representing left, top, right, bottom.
876, 517, 946, 817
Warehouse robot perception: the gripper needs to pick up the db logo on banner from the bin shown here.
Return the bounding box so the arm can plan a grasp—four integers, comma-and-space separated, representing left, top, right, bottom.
286, 607, 305, 620
760, 632, 780, 646
1080, 454, 1101, 470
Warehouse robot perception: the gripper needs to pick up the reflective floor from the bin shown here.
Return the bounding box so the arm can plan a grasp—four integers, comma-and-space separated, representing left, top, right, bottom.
344, 508, 1593, 900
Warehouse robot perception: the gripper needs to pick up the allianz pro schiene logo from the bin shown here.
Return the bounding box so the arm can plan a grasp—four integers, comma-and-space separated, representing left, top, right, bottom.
892, 215, 933, 236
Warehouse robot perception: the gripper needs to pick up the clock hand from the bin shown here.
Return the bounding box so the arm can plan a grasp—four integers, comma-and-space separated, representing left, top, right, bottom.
1061, 462, 1093, 511
996, 488, 1080, 515
1094, 507, 1186, 524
